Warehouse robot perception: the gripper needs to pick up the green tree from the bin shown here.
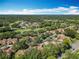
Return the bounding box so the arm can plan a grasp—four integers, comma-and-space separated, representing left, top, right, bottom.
64, 28, 77, 38
62, 50, 79, 59
47, 56, 56, 59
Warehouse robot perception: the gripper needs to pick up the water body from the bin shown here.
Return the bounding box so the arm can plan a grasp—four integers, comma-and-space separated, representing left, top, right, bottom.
71, 40, 79, 52
58, 40, 79, 59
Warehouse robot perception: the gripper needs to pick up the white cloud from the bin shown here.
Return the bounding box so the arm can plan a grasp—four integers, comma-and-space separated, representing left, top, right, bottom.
70, 6, 78, 9
0, 6, 79, 15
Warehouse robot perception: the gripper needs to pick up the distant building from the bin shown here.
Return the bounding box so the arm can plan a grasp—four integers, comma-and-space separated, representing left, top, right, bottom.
0, 38, 18, 45
0, 45, 13, 56
57, 34, 65, 42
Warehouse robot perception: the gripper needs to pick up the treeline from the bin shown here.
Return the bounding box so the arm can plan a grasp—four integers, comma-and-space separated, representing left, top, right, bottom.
0, 15, 79, 27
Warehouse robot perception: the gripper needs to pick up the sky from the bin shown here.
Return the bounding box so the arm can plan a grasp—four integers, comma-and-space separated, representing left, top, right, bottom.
0, 0, 79, 15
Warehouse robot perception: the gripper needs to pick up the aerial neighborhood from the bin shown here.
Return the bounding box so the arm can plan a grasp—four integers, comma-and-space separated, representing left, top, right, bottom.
0, 15, 79, 59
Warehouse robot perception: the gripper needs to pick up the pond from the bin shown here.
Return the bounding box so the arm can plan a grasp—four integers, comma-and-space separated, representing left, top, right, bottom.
57, 40, 79, 59
71, 40, 79, 52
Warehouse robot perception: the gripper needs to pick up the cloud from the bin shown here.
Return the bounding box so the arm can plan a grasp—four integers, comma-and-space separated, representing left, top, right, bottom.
0, 6, 79, 15
70, 6, 78, 9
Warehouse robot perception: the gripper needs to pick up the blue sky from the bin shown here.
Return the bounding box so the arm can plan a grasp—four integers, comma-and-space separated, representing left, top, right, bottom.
0, 0, 79, 14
